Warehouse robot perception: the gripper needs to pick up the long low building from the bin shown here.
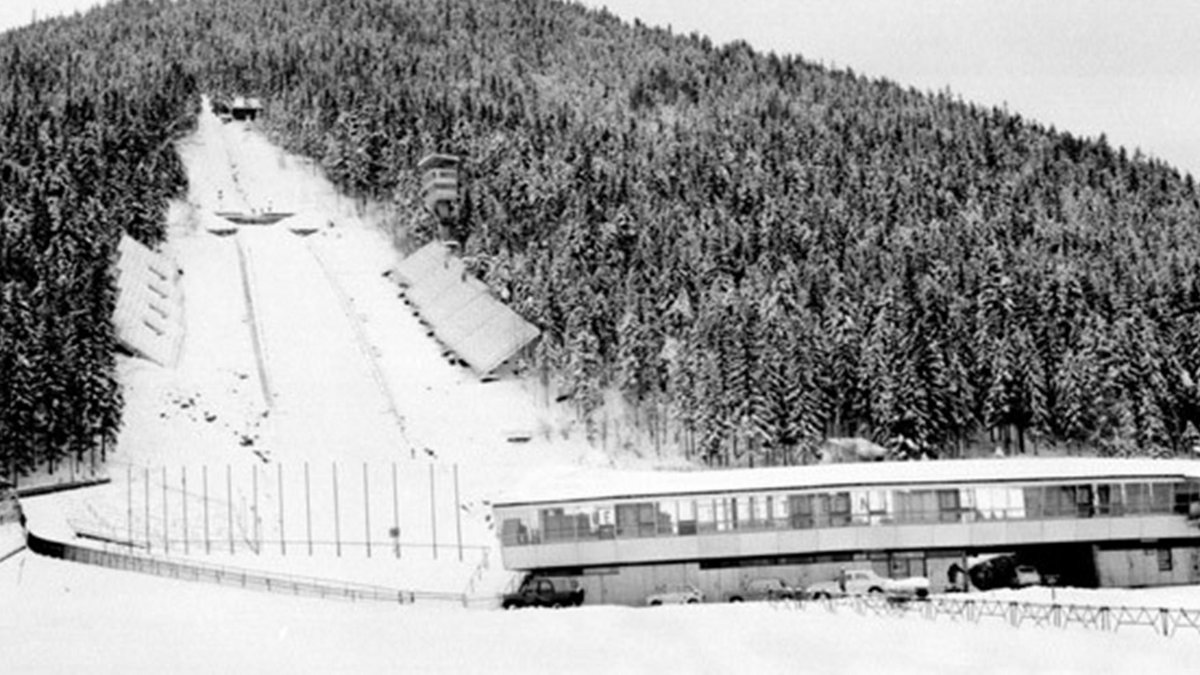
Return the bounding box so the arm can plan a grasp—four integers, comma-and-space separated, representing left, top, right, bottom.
492, 458, 1200, 605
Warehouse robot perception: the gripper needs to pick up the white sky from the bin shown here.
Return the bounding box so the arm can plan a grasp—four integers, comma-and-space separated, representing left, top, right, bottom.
4, 1, 1198, 176
0, 0, 105, 31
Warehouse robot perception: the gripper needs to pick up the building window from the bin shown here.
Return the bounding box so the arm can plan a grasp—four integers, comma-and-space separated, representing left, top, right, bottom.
788, 494, 814, 529
937, 489, 960, 523
677, 499, 697, 535
615, 502, 659, 538
1158, 548, 1173, 572
1096, 484, 1122, 516
831, 492, 852, 527
697, 499, 717, 533
1075, 485, 1095, 518
1150, 483, 1172, 513
1126, 483, 1150, 514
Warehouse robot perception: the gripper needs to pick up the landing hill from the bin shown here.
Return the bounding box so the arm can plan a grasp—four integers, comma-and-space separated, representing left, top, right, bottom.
4, 0, 1200, 477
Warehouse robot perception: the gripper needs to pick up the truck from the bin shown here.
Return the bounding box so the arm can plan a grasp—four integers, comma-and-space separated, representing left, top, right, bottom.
501, 575, 585, 609
804, 569, 930, 602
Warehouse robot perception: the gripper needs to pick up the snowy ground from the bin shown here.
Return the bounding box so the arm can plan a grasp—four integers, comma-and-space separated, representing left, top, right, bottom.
5, 100, 1200, 672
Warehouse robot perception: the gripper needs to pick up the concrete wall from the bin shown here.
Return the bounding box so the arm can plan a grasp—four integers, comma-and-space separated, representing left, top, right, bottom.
1096, 545, 1200, 587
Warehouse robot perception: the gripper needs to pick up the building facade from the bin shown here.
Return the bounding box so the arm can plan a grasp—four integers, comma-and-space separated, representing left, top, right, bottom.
493, 459, 1200, 605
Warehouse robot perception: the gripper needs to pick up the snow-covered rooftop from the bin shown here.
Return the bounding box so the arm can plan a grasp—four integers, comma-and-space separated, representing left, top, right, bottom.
496, 457, 1200, 506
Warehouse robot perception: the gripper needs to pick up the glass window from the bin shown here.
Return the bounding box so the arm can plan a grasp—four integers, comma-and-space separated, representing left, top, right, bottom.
867, 490, 890, 525
1045, 485, 1078, 518
697, 499, 717, 533
595, 505, 615, 539
499, 508, 537, 546
1075, 485, 1094, 518
852, 490, 870, 525
1126, 483, 1150, 514
814, 493, 832, 528
1150, 483, 1172, 513
1007, 488, 1026, 519
1096, 484, 1122, 516
771, 494, 789, 526
678, 499, 697, 535
1023, 486, 1044, 519
541, 508, 573, 542
615, 503, 638, 538
1172, 482, 1193, 515
500, 517, 527, 546
753, 495, 769, 526
893, 491, 915, 523
734, 496, 754, 529
975, 488, 1000, 520
938, 489, 960, 523
1158, 548, 1173, 572
716, 498, 733, 531
1175, 481, 1200, 519
656, 503, 675, 536
615, 502, 659, 538
788, 494, 814, 529
831, 492, 851, 527
639, 503, 660, 536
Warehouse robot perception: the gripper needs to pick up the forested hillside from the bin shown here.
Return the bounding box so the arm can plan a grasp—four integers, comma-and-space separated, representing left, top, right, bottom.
5, 0, 1200, 476
0, 2, 196, 478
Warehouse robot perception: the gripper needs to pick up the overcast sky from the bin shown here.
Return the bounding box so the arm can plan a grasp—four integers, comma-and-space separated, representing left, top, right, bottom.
3, 0, 1198, 177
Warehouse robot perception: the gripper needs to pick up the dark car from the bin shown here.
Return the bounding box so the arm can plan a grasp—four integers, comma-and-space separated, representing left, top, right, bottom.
501, 575, 585, 609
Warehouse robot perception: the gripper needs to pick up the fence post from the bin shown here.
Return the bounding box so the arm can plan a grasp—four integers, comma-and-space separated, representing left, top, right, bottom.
227, 465, 234, 554
253, 464, 259, 554
454, 463, 463, 562
163, 466, 169, 554
333, 462, 341, 557
127, 465, 133, 547
144, 467, 151, 552
392, 462, 400, 559
305, 462, 312, 556
429, 463, 437, 560
182, 466, 189, 555
363, 462, 371, 558
203, 465, 210, 554
279, 462, 286, 556
1161, 608, 1171, 636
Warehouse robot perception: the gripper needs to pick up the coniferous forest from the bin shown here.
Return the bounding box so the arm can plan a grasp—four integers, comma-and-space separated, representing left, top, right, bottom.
4, 0, 1200, 477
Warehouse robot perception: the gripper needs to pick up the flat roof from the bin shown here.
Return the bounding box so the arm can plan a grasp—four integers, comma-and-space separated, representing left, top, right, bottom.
494, 457, 1200, 508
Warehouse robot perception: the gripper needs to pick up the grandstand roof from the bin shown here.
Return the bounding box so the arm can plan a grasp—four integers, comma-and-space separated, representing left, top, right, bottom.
113, 235, 183, 368
393, 242, 540, 376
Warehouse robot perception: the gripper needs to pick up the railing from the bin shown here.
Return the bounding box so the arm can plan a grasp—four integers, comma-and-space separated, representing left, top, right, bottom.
26, 530, 483, 607
780, 593, 1200, 638
71, 519, 492, 562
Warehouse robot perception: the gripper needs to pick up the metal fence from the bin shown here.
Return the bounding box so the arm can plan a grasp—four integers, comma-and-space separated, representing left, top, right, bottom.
84, 460, 490, 565
26, 530, 478, 607
782, 593, 1200, 638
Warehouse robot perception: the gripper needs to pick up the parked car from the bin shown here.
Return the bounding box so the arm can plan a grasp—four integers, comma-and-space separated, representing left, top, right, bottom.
501, 575, 585, 609
724, 577, 800, 603
1013, 565, 1042, 588
646, 584, 704, 606
804, 569, 930, 601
